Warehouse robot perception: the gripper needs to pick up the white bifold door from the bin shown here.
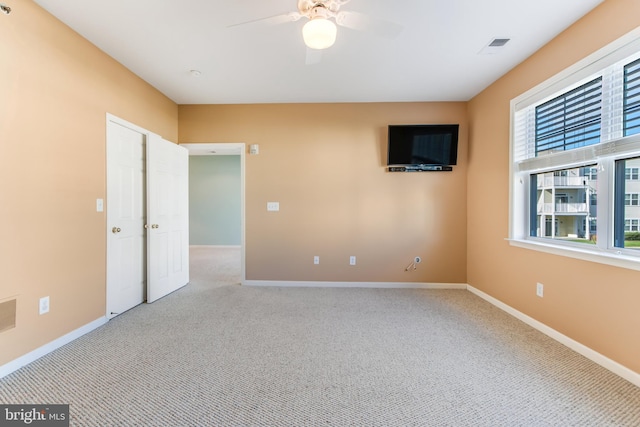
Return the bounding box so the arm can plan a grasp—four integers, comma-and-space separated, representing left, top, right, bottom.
106, 117, 189, 318
146, 134, 189, 303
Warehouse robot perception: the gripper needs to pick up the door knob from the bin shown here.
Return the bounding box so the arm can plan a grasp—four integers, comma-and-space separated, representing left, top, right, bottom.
144, 224, 149, 229
112, 227, 121, 234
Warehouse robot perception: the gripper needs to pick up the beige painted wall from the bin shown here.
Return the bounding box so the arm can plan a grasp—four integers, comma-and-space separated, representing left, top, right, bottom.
179, 103, 468, 283
0, 1, 178, 366
4, 0, 638, 384
467, 0, 640, 374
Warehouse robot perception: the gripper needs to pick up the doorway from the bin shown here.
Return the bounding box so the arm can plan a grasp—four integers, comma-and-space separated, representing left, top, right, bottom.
181, 143, 246, 284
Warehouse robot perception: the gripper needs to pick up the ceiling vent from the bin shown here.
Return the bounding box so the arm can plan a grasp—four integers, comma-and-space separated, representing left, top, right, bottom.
479, 38, 511, 55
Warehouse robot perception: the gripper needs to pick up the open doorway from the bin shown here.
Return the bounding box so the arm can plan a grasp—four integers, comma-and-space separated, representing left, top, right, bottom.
181, 143, 245, 286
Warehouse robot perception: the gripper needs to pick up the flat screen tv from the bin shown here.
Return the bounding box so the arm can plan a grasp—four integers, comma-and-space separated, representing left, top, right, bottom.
387, 124, 459, 167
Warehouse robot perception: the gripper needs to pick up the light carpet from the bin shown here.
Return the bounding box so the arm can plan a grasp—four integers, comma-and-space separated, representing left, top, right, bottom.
1, 247, 639, 426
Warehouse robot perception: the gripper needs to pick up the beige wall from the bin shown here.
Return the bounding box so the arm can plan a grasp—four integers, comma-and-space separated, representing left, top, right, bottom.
0, 1, 178, 366
179, 103, 468, 282
4, 0, 639, 382
467, 0, 640, 373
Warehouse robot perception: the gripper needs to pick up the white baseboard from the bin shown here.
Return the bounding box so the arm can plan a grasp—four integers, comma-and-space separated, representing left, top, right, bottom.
0, 316, 107, 379
467, 285, 640, 388
244, 280, 468, 289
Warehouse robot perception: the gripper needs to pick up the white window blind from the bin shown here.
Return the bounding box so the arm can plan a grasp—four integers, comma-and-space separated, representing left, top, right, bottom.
624, 58, 640, 136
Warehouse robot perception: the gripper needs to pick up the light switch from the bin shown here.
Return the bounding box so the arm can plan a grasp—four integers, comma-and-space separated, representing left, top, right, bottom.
267, 202, 280, 212
96, 198, 104, 212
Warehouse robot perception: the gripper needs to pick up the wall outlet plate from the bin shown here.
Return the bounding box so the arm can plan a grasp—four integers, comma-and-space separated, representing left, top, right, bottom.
39, 296, 50, 315
536, 283, 544, 298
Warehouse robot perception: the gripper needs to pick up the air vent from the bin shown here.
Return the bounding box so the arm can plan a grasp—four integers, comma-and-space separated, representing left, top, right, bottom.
489, 38, 510, 47
479, 38, 511, 55
0, 298, 17, 333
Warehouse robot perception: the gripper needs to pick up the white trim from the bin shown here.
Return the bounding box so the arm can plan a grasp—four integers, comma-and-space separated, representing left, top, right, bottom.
240, 146, 246, 286
244, 280, 467, 289
467, 285, 640, 388
508, 238, 640, 272
0, 317, 107, 379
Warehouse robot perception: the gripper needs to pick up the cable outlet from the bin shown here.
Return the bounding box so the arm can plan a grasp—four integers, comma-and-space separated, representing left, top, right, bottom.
39, 296, 50, 315
349, 256, 356, 265
414, 256, 422, 264
314, 256, 319, 265
536, 283, 544, 298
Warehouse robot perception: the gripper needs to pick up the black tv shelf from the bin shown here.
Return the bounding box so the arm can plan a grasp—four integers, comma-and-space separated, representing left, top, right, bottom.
388, 165, 453, 172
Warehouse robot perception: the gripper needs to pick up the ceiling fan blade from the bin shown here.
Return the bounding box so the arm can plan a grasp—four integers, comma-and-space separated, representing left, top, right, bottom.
335, 11, 403, 39
305, 48, 323, 66
228, 12, 302, 28
326, 0, 352, 12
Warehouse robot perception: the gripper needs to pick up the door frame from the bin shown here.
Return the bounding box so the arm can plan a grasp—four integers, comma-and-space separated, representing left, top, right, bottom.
181, 143, 246, 284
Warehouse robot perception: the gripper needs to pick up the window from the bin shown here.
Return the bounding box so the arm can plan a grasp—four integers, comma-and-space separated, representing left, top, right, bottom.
530, 166, 597, 243
585, 167, 599, 180
510, 31, 640, 268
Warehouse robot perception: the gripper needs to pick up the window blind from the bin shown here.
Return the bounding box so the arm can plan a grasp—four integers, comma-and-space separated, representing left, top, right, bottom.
535, 77, 602, 155
624, 58, 640, 136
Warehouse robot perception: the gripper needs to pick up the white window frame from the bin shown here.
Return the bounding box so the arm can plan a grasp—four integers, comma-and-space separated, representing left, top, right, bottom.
509, 27, 640, 272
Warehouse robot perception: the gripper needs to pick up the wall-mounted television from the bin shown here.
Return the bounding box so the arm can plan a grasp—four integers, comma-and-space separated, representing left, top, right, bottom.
387, 124, 459, 169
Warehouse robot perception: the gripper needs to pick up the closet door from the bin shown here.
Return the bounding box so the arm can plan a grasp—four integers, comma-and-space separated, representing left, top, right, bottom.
106, 120, 146, 318
146, 134, 189, 303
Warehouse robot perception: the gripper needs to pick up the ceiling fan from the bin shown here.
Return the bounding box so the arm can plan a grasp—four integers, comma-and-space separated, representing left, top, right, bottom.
230, 0, 402, 51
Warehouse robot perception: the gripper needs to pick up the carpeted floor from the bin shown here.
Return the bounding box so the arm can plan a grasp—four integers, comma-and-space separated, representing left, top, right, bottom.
1, 246, 639, 426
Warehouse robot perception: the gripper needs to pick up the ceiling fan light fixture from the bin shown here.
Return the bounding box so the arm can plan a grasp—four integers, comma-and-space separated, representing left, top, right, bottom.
302, 18, 337, 50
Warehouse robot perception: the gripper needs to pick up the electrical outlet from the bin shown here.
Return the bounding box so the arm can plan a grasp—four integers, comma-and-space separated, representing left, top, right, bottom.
39, 296, 50, 315
349, 256, 356, 265
536, 283, 544, 298
314, 256, 319, 265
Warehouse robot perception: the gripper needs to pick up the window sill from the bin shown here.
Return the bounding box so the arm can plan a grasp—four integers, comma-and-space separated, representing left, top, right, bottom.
508, 238, 640, 272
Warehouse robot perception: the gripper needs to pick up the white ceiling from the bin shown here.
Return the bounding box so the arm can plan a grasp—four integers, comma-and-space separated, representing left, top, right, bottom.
32, 0, 604, 105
